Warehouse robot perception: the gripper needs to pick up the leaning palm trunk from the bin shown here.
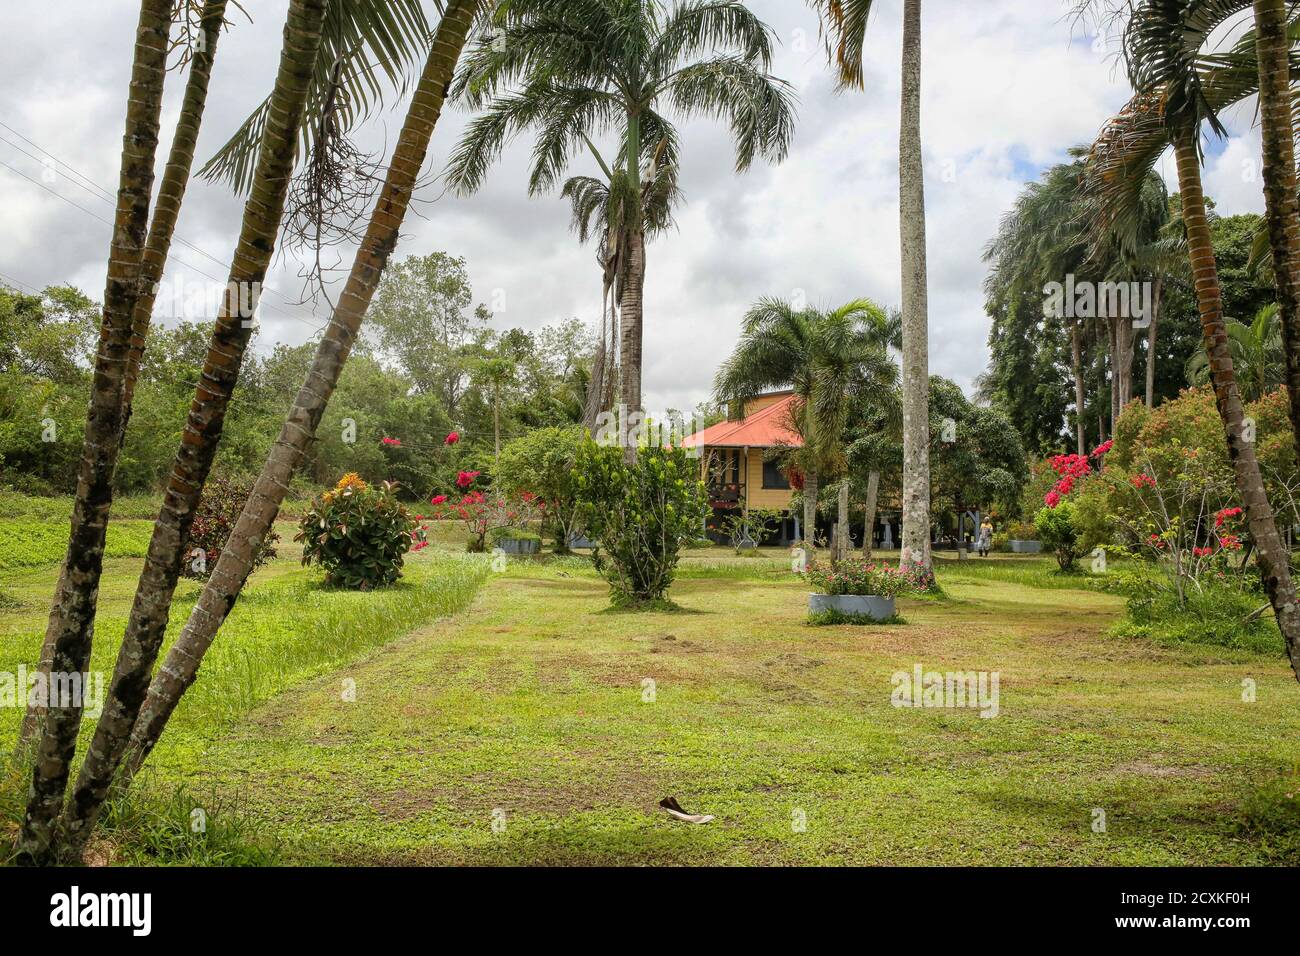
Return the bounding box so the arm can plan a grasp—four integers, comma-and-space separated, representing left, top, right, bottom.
1254, 0, 1300, 468
898, 0, 931, 572
1174, 129, 1300, 682
16, 0, 173, 863
58, 0, 327, 855
18, 0, 229, 753
860, 470, 879, 560
120, 0, 480, 781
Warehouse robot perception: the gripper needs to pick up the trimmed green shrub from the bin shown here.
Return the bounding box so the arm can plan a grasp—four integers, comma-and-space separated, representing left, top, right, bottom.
297, 474, 416, 590
573, 441, 708, 606
1034, 502, 1082, 570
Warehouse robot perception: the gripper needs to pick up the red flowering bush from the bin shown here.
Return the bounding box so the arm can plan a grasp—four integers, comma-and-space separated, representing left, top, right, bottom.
428, 480, 545, 552
444, 431, 460, 445
181, 476, 279, 580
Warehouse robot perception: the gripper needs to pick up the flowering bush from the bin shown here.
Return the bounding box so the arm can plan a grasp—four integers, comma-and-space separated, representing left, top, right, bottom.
296, 474, 419, 590
802, 558, 930, 597
428, 473, 545, 553
181, 476, 279, 580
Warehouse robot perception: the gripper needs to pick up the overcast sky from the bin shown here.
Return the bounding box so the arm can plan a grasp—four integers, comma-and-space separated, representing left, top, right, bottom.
0, 0, 1270, 417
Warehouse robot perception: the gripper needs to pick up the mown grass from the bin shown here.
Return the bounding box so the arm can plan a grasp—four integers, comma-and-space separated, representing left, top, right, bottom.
0, 517, 155, 571
139, 552, 1300, 866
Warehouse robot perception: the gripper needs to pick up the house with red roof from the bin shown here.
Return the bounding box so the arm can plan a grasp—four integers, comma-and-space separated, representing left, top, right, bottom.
681, 391, 805, 543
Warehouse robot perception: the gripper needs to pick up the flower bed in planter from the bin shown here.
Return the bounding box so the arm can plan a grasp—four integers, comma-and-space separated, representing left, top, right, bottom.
491, 529, 542, 556
801, 558, 922, 622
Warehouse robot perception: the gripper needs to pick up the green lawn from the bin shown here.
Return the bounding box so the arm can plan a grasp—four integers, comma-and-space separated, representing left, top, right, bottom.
3, 518, 1298, 865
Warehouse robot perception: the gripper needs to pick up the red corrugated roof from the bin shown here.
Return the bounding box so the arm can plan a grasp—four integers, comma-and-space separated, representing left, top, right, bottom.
682, 392, 803, 448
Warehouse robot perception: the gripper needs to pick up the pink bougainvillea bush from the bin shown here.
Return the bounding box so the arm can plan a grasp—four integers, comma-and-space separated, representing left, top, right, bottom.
427, 471, 545, 552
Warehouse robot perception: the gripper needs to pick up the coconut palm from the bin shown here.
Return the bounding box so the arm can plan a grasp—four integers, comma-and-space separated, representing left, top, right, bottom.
116, 1, 484, 794
1102, 0, 1300, 681
445, 0, 795, 439
714, 297, 898, 551
810, 0, 931, 571
1186, 303, 1284, 401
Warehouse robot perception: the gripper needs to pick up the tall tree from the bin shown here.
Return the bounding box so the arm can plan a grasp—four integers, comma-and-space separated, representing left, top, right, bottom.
713, 297, 898, 549
118, 0, 483, 787
812, 0, 932, 572
446, 0, 794, 443
14, 0, 175, 863
1099, 0, 1300, 681
49, 0, 332, 860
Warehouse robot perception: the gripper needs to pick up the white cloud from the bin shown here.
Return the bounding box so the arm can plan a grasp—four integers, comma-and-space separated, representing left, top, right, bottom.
0, 0, 1271, 419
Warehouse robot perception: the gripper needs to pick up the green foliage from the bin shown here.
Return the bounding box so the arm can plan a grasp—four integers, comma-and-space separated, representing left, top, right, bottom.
297, 475, 416, 590
181, 476, 279, 580
807, 608, 905, 626
1034, 502, 1082, 571
929, 376, 1026, 517
573, 441, 708, 606
495, 425, 585, 548
802, 558, 915, 598
1108, 565, 1283, 655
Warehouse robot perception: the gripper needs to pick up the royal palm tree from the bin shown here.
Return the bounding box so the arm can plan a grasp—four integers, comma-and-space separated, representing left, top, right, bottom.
811, 0, 931, 571
1099, 0, 1300, 681
445, 0, 795, 442
714, 297, 898, 551
1187, 303, 1284, 401
116, 1, 484, 793
563, 133, 680, 430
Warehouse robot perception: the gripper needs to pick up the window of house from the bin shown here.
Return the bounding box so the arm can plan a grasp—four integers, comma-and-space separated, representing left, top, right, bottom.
762, 459, 789, 489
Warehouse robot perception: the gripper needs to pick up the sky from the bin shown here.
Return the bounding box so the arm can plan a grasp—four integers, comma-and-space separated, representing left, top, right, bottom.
0, 0, 1272, 419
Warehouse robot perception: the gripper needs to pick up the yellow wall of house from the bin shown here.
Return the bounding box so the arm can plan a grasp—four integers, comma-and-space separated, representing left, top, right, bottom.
743, 393, 789, 416
745, 447, 793, 511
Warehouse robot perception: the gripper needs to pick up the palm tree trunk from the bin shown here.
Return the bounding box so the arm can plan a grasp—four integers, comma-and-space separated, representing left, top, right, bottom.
15, 0, 173, 864
493, 384, 501, 463
1071, 320, 1086, 456
802, 467, 819, 549
57, 0, 328, 855
1108, 319, 1119, 432
861, 470, 880, 560
898, 0, 931, 573
119, 0, 481, 783
1174, 129, 1300, 682
1253, 0, 1300, 469
619, 225, 645, 457
836, 478, 850, 561
1146, 277, 1161, 408
18, 1, 229, 752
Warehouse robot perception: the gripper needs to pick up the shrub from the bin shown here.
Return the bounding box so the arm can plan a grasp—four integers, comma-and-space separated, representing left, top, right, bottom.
297, 474, 418, 590
181, 476, 279, 580
495, 425, 584, 551
429, 478, 545, 553
489, 527, 542, 544
1034, 502, 1083, 570
573, 441, 708, 606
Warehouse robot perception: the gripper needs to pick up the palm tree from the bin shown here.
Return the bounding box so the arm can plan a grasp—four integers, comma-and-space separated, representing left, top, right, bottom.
563, 133, 680, 431
811, 0, 931, 571
1250, 0, 1300, 466
14, 0, 176, 864
1103, 0, 1300, 681
116, 0, 484, 791
714, 297, 898, 551
45, 0, 334, 861
445, 0, 795, 443
1187, 303, 1284, 401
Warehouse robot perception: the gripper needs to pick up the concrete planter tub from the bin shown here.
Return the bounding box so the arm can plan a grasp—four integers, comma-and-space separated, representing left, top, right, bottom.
1008, 539, 1042, 554
808, 593, 896, 620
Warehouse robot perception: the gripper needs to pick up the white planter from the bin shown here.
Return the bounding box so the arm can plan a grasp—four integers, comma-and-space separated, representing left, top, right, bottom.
1008, 539, 1042, 554
808, 593, 896, 620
